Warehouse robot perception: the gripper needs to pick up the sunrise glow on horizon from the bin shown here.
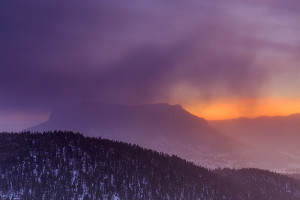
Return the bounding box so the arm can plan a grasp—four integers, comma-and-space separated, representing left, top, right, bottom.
185, 98, 300, 120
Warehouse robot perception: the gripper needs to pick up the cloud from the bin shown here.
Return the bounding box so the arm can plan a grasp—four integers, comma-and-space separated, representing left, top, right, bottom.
1, 0, 299, 115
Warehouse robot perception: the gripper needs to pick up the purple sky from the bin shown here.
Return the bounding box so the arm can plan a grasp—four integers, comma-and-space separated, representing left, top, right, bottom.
1, 0, 300, 131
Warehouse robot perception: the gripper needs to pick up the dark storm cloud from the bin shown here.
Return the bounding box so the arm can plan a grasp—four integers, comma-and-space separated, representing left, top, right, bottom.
1, 0, 298, 114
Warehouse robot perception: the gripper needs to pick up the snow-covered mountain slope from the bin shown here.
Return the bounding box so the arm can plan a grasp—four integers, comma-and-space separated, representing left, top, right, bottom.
1, 131, 300, 200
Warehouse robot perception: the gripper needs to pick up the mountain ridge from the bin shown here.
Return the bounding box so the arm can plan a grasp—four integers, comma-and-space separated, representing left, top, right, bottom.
209, 114, 300, 173
28, 102, 242, 168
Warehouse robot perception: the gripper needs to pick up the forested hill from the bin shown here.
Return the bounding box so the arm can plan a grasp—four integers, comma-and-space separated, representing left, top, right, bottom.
0, 131, 299, 200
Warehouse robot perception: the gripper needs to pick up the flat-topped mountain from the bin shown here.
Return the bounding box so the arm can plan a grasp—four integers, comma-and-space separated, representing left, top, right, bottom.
29, 103, 241, 168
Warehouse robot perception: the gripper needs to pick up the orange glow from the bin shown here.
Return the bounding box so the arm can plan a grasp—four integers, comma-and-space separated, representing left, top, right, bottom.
184, 98, 300, 120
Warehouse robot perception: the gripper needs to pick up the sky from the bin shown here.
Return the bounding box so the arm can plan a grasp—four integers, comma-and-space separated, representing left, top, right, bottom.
1, 0, 300, 131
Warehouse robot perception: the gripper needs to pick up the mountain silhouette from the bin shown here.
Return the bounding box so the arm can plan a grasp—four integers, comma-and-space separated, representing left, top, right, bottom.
210, 114, 300, 172
29, 103, 242, 168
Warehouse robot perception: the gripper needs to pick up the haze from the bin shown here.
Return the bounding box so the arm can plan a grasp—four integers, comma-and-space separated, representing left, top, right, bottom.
1, 0, 300, 131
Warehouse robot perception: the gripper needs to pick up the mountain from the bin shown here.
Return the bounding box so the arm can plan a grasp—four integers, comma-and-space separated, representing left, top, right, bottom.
1, 131, 300, 200
29, 103, 242, 168
30, 103, 221, 145
209, 114, 300, 172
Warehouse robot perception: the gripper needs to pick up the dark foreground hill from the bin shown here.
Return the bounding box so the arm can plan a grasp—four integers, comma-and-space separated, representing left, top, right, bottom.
0, 131, 300, 200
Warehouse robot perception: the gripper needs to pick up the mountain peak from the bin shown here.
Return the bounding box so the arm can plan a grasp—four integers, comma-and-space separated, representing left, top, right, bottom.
28, 102, 238, 168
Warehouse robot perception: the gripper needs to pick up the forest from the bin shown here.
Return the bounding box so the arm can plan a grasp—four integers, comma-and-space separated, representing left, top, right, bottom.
0, 131, 299, 200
